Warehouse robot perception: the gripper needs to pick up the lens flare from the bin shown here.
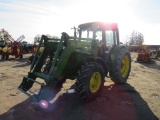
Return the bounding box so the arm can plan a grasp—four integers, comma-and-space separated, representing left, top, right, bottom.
39, 100, 48, 109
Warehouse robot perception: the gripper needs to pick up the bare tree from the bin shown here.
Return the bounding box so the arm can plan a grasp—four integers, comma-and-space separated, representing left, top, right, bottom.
0, 29, 9, 41
34, 34, 41, 44
128, 30, 144, 45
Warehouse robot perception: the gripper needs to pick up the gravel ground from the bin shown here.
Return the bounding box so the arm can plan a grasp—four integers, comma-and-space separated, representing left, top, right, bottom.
0, 52, 160, 120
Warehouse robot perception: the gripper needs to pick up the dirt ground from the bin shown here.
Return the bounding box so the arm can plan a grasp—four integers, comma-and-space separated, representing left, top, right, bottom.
0, 52, 160, 120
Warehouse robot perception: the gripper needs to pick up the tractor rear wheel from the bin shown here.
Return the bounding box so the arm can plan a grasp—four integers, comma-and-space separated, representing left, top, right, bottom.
110, 48, 131, 84
75, 62, 105, 101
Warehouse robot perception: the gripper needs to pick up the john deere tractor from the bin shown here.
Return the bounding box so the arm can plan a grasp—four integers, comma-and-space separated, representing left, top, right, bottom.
19, 22, 131, 104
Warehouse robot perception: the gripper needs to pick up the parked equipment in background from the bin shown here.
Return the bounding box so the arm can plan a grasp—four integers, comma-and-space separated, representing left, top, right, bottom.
137, 50, 151, 62
27, 43, 44, 63
136, 45, 160, 63
0, 40, 6, 53
0, 29, 25, 60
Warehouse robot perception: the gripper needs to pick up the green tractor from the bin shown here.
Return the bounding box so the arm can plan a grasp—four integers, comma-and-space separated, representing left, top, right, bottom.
19, 22, 131, 105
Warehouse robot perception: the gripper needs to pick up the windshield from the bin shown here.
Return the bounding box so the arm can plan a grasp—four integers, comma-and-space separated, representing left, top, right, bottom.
81, 30, 93, 39
81, 30, 102, 41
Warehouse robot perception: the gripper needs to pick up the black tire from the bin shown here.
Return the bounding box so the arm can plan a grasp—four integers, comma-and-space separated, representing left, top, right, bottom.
110, 48, 131, 84
15, 55, 18, 58
5, 54, 9, 60
75, 62, 105, 101
1, 54, 5, 60
19, 54, 23, 59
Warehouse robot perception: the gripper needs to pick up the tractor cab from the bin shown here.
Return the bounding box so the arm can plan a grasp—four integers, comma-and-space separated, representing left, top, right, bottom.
79, 22, 119, 44
78, 22, 120, 59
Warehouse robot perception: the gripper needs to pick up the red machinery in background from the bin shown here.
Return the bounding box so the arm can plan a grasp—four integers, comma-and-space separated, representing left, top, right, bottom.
0, 29, 25, 60
137, 50, 151, 62
136, 45, 160, 63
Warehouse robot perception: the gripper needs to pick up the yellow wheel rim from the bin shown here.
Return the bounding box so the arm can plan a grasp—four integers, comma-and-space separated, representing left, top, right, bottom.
89, 72, 101, 93
121, 55, 129, 77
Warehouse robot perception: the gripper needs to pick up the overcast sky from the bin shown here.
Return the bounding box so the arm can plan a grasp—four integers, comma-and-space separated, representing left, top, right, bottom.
0, 0, 160, 45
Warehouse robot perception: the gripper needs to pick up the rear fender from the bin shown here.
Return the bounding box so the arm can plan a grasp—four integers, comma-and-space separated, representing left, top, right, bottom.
86, 56, 108, 76
110, 45, 128, 61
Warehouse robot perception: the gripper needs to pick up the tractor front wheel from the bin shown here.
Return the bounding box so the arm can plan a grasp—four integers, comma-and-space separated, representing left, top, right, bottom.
75, 62, 105, 101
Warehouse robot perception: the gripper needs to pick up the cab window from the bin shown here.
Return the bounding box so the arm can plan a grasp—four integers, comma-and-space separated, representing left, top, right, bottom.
105, 31, 114, 47
81, 30, 93, 38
